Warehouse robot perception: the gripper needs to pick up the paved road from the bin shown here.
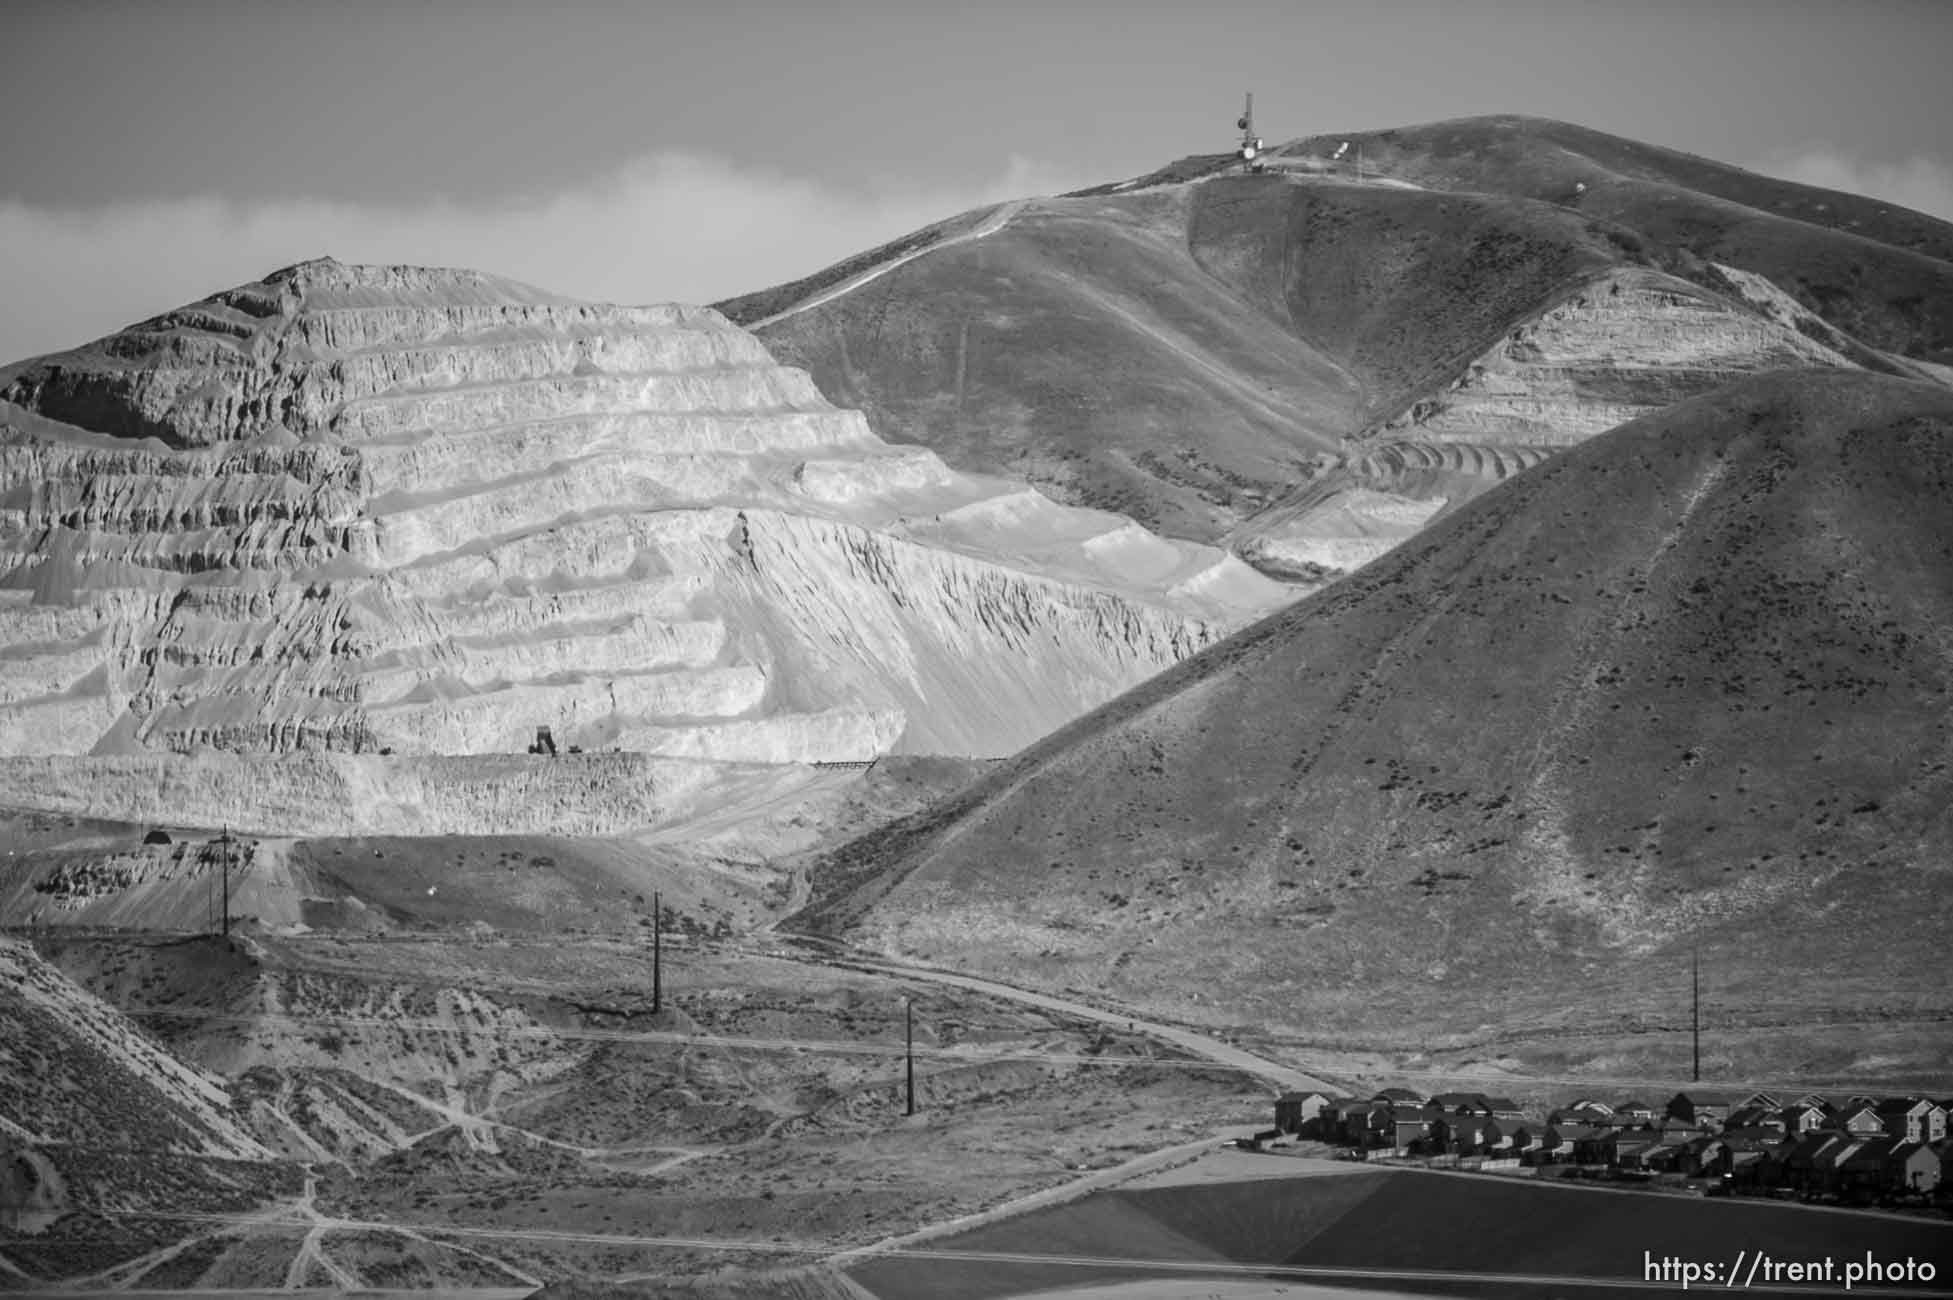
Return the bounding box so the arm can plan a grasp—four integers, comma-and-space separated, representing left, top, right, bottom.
748, 199, 1027, 331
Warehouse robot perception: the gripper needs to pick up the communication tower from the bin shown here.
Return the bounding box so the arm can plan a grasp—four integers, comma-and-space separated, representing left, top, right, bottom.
1237, 93, 1264, 171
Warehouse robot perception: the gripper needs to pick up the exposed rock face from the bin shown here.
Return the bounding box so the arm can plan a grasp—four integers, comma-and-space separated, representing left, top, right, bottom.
1235, 266, 1857, 578
1372, 268, 1851, 445
0, 260, 1287, 808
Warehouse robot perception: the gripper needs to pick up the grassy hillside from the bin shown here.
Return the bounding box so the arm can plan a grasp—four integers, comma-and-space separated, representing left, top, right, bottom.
791, 370, 1953, 1062
740, 177, 1672, 542
1277, 115, 1953, 362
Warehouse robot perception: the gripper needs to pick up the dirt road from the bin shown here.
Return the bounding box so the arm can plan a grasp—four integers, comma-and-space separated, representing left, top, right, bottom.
748, 199, 1027, 331
779, 940, 1338, 1095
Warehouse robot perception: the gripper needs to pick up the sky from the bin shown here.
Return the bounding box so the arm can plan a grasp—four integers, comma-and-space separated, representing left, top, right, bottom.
1, 0, 1949, 363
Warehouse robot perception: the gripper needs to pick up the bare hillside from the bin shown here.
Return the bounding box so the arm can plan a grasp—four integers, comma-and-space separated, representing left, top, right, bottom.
792, 370, 1953, 1063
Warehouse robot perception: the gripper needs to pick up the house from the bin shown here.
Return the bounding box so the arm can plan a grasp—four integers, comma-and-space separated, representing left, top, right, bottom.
1477, 1119, 1516, 1154
1599, 1112, 1655, 1133
1781, 1103, 1830, 1135
1683, 1135, 1726, 1176
1498, 1121, 1540, 1156
1372, 1087, 1426, 1108
1888, 1141, 1940, 1195
1484, 1097, 1527, 1121
1665, 1091, 1742, 1127
1838, 1138, 1899, 1200
1875, 1098, 1947, 1145
1781, 1133, 1849, 1191
1734, 1140, 1789, 1188
1615, 1137, 1663, 1170
1725, 1105, 1786, 1134
1549, 1103, 1614, 1128
1536, 1123, 1587, 1162
1733, 1090, 1782, 1111
1568, 1126, 1619, 1165
1835, 1104, 1887, 1137
1613, 1099, 1657, 1120
1274, 1091, 1335, 1135
1790, 1092, 1834, 1111
1641, 1138, 1691, 1173
1449, 1117, 1493, 1157
1392, 1116, 1431, 1152
1564, 1098, 1615, 1116
1339, 1103, 1395, 1148
1431, 1092, 1492, 1116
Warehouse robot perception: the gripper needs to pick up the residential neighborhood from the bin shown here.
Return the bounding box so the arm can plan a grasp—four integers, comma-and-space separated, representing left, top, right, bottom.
1268, 1086, 1951, 1207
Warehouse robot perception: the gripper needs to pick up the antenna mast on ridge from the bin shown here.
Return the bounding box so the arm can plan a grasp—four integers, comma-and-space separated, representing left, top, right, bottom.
1237, 92, 1264, 171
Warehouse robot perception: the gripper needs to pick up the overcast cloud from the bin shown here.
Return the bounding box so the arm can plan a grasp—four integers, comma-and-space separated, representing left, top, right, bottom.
0, 152, 1095, 365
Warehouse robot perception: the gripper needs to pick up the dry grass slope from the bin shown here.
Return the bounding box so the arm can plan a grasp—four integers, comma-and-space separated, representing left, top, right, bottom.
792, 371, 1953, 1063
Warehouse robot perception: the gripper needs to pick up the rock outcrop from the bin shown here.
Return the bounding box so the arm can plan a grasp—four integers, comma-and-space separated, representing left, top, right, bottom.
0, 260, 1288, 823
1236, 265, 1859, 576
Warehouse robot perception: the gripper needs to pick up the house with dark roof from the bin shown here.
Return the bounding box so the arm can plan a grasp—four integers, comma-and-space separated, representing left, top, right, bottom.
1615, 1136, 1664, 1170
1725, 1104, 1786, 1134
1780, 1133, 1849, 1191
1732, 1090, 1781, 1111
1838, 1137, 1900, 1199
1372, 1087, 1426, 1108
1889, 1141, 1940, 1195
1834, 1104, 1887, 1138
1665, 1091, 1742, 1126
1339, 1103, 1395, 1148
1560, 1125, 1618, 1165
1613, 1099, 1656, 1120
1781, 1103, 1829, 1136
1426, 1091, 1483, 1115
1548, 1103, 1613, 1128
1274, 1091, 1336, 1135
1484, 1097, 1526, 1120
1392, 1116, 1431, 1152
1448, 1116, 1494, 1157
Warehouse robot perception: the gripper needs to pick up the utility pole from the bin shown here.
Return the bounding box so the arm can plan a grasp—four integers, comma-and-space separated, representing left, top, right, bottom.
651, 889, 663, 1014
220, 826, 231, 938
904, 998, 916, 1117
1691, 946, 1701, 1083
